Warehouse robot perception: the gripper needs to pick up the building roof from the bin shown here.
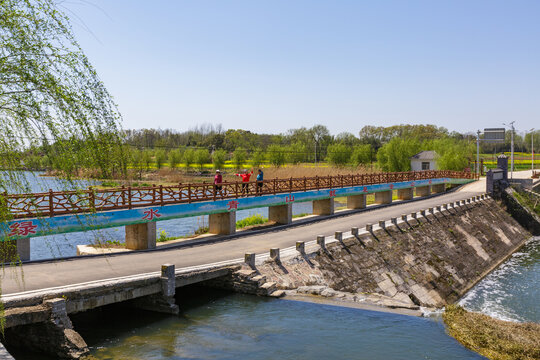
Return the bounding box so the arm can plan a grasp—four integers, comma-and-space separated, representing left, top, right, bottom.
410, 150, 438, 160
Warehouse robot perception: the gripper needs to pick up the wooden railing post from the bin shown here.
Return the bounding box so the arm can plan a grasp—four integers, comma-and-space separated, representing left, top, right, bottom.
159, 185, 164, 206
152, 184, 157, 205
188, 184, 192, 203
128, 186, 132, 209
88, 187, 95, 211
121, 185, 126, 207
304, 177, 307, 191
316, 175, 319, 190
273, 178, 276, 194
289, 177, 293, 192
49, 189, 54, 217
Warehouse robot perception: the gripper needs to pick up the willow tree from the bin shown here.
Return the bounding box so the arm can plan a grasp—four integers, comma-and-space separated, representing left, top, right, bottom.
0, 0, 127, 191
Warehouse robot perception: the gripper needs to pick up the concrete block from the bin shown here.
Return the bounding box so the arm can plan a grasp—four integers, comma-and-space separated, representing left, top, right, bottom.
347, 194, 366, 209
431, 184, 445, 194
428, 207, 434, 214
401, 214, 408, 221
436, 206, 441, 212
317, 235, 326, 247
374, 190, 392, 204
268, 203, 292, 224
313, 198, 334, 215
391, 217, 398, 225
296, 241, 305, 253
416, 186, 431, 197
366, 223, 373, 232
0, 238, 31, 263
379, 220, 386, 229
161, 264, 175, 298
335, 231, 343, 241
420, 210, 426, 217
270, 248, 280, 261
209, 211, 236, 235
411, 212, 417, 219
125, 222, 156, 250
397, 188, 414, 200
244, 253, 256, 268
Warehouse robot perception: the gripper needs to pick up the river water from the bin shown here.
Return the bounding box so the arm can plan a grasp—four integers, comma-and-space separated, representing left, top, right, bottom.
8, 173, 540, 359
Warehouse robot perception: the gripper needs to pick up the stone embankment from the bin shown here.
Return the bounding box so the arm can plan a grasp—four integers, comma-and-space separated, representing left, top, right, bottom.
206, 196, 531, 313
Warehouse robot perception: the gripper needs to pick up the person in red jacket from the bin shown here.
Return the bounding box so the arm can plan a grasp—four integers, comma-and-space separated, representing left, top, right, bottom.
214, 169, 223, 197
235, 169, 253, 195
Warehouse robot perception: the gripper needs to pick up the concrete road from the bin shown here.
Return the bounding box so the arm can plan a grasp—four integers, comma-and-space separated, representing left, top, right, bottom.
0, 172, 531, 296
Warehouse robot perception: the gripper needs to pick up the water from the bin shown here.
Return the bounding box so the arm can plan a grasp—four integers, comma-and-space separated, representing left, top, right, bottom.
459, 237, 540, 323
70, 288, 484, 360
9, 172, 320, 260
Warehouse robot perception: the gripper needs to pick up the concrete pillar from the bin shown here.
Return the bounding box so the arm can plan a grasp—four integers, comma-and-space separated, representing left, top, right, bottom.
1, 238, 30, 263
374, 190, 392, 204
347, 194, 366, 209
416, 185, 431, 197
397, 188, 414, 200
209, 211, 236, 235
268, 204, 292, 224
317, 235, 326, 247
431, 184, 445, 194
132, 264, 179, 315
125, 222, 156, 250
270, 248, 280, 261
296, 241, 305, 254
245, 253, 256, 268
313, 198, 334, 215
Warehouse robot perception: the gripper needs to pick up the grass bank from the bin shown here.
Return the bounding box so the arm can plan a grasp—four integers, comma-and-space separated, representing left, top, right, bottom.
443, 305, 540, 360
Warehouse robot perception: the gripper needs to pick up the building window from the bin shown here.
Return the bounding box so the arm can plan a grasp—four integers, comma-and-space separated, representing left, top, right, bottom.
421, 162, 430, 170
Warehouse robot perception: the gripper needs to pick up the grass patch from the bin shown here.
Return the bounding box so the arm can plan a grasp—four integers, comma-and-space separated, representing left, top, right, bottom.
443, 305, 540, 360
292, 212, 310, 218
513, 189, 540, 216
236, 214, 268, 229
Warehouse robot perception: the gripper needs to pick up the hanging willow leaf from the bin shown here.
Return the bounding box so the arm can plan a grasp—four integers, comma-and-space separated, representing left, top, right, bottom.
0, 0, 127, 190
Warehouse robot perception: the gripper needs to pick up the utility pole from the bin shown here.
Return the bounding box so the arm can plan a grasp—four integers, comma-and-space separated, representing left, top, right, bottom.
531, 128, 535, 172
503, 121, 515, 180
476, 130, 481, 175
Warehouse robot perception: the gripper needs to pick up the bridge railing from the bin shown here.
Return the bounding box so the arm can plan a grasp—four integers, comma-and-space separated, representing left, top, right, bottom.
3, 170, 476, 219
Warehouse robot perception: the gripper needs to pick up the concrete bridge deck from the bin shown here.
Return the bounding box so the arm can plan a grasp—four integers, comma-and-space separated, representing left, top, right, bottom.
2, 170, 537, 298
1, 179, 485, 296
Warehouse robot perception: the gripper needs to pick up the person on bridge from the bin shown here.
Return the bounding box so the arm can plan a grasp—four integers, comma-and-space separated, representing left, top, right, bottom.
214, 169, 223, 197
256, 169, 264, 195
236, 169, 253, 195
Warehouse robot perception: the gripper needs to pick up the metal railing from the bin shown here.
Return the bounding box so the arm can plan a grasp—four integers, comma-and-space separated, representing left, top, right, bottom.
2, 170, 476, 219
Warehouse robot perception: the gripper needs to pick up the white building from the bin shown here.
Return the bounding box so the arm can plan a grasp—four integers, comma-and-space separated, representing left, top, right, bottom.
410, 150, 438, 171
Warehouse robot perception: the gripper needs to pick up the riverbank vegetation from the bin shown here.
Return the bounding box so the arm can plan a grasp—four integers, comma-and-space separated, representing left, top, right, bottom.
443, 305, 540, 360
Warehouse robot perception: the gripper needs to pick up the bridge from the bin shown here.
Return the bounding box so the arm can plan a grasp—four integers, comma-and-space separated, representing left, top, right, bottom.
2, 170, 475, 260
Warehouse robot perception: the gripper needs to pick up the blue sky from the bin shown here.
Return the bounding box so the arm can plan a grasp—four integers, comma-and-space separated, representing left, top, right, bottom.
66, 0, 540, 135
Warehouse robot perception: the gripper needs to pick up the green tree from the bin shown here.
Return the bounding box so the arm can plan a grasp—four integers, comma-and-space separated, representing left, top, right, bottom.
212, 149, 226, 170
250, 149, 265, 168
430, 138, 474, 171
351, 144, 372, 166
154, 150, 166, 170
287, 142, 307, 164
194, 149, 210, 171
183, 148, 195, 170
168, 149, 181, 169
1, 0, 125, 182
142, 150, 153, 171
268, 144, 286, 167
377, 137, 422, 172
232, 148, 247, 170
327, 143, 353, 167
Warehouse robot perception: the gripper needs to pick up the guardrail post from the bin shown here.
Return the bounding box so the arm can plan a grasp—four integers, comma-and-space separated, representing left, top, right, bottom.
49, 189, 54, 217
160, 185, 164, 206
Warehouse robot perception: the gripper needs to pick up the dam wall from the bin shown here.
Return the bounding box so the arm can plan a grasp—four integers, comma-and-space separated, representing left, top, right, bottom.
207, 197, 531, 309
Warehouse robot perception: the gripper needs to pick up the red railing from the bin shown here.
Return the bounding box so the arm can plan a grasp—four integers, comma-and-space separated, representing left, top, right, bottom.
2, 170, 476, 219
